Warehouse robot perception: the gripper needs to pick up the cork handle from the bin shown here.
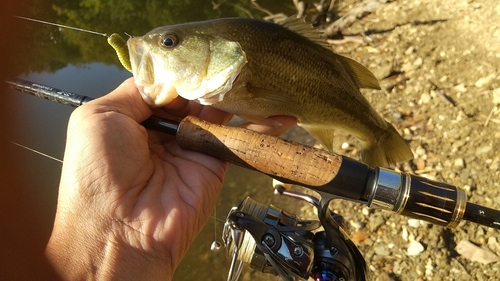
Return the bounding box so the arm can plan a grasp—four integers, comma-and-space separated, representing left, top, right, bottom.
177, 116, 342, 187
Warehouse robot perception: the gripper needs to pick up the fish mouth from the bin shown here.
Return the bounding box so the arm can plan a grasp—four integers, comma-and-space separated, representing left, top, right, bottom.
127, 37, 179, 106
128, 38, 153, 84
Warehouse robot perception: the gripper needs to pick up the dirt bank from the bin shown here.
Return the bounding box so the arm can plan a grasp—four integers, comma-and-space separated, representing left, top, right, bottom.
316, 0, 500, 280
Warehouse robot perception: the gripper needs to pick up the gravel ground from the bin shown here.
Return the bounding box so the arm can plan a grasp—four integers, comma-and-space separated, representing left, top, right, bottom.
308, 0, 500, 280
176, 1, 499, 280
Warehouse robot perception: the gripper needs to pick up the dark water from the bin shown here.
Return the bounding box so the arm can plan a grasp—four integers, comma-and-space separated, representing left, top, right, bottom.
1, 1, 315, 280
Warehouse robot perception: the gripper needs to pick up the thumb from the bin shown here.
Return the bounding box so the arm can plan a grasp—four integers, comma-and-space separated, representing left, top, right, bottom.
61, 77, 155, 199
83, 77, 152, 123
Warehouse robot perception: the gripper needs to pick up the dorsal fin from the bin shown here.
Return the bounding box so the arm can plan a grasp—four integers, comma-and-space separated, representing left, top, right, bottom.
278, 16, 330, 49
335, 54, 381, 90
279, 15, 380, 90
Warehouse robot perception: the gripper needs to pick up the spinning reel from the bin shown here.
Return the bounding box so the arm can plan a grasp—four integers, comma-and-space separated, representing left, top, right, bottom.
222, 181, 367, 281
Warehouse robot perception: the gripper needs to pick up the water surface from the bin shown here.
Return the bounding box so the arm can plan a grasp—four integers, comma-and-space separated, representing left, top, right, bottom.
4, 1, 315, 280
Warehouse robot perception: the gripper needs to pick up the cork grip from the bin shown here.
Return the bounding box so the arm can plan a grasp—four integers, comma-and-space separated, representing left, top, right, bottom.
177, 116, 342, 187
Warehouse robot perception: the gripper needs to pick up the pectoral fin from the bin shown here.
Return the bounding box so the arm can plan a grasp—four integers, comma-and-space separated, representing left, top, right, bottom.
249, 85, 294, 105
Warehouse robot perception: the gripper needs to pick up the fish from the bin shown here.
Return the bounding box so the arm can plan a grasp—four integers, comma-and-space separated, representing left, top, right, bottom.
127, 16, 414, 167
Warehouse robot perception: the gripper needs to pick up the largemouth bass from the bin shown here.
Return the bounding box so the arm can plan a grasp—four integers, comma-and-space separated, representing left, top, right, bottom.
127, 17, 413, 167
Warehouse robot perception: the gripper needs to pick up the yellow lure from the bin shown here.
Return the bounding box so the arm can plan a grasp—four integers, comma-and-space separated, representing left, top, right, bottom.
108, 33, 132, 72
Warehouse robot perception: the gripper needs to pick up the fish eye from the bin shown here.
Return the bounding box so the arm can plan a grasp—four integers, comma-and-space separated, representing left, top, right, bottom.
160, 33, 179, 48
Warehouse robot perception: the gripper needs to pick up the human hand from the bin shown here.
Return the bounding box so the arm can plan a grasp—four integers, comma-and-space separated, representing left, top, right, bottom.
45, 78, 296, 281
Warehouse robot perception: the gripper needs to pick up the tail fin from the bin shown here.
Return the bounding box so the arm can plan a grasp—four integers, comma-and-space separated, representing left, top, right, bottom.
361, 125, 413, 167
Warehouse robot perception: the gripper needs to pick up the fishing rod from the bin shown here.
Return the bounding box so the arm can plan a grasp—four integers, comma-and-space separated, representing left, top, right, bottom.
6, 78, 500, 231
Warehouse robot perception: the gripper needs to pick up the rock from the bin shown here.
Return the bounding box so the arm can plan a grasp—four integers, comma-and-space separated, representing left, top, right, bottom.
341, 142, 351, 150
489, 160, 499, 171
452, 140, 466, 149
374, 244, 390, 256
415, 158, 426, 170
350, 220, 365, 230
402, 61, 414, 72
455, 240, 500, 264
413, 57, 423, 67
453, 158, 465, 168
408, 219, 421, 228
415, 264, 425, 276
459, 169, 470, 180
415, 145, 427, 157
402, 227, 409, 241
487, 237, 500, 254
475, 146, 492, 156
405, 46, 416, 55
368, 214, 385, 232
419, 92, 431, 104
392, 111, 403, 119
425, 258, 435, 276
453, 83, 467, 93
493, 88, 500, 104
474, 73, 495, 88
351, 230, 369, 243
407, 240, 425, 256
373, 63, 393, 80
476, 227, 486, 239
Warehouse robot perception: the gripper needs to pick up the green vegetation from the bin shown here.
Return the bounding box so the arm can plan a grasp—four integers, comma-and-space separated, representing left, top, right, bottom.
20, 0, 295, 74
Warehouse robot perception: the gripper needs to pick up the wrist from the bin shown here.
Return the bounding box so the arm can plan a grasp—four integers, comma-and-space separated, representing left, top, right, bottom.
46, 212, 174, 281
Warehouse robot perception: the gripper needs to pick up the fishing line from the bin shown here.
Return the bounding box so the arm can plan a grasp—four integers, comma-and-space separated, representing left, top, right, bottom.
11, 139, 234, 230
12, 138, 229, 245
11, 138, 229, 221
214, 204, 217, 237
16, 16, 132, 72
209, 215, 226, 223
16, 16, 108, 37
211, 202, 222, 252
10, 141, 63, 163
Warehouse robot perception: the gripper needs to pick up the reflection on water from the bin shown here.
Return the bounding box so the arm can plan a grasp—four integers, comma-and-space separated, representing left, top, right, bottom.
15, 0, 296, 74
7, 1, 314, 280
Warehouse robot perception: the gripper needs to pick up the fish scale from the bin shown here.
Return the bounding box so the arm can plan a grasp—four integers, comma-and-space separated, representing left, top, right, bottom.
127, 17, 413, 167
